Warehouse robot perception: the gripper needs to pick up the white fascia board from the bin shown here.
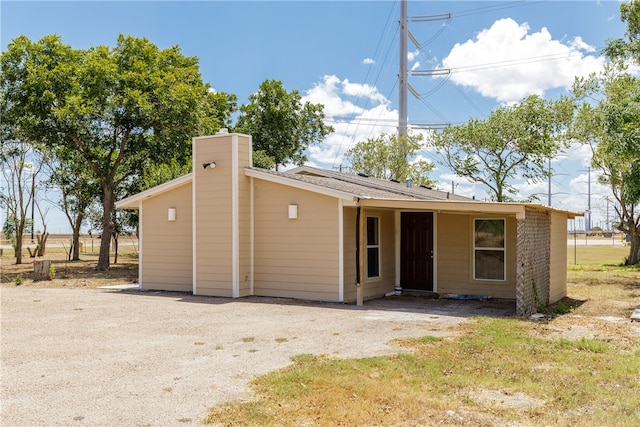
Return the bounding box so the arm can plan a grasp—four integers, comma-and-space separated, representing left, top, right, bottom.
244, 168, 358, 205
115, 173, 193, 209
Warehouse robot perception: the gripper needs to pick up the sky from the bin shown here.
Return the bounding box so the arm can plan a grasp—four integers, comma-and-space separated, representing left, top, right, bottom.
0, 0, 630, 233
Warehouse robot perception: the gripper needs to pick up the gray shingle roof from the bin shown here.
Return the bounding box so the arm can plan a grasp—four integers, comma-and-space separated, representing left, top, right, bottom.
246, 166, 475, 202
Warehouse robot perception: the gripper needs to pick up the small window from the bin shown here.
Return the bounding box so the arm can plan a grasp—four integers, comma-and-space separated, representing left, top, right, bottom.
474, 219, 505, 281
366, 216, 380, 278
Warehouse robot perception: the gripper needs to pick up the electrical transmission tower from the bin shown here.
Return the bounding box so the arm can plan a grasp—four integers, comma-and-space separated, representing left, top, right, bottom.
398, 0, 451, 137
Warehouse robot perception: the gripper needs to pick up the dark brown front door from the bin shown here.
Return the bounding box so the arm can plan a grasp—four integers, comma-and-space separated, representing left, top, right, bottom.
401, 212, 434, 291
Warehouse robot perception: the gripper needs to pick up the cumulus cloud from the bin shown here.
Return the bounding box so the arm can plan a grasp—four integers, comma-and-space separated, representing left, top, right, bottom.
362, 58, 375, 65
302, 75, 397, 168
439, 18, 605, 103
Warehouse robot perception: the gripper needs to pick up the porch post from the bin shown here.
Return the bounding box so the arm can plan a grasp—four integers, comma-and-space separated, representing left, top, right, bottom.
356, 203, 365, 306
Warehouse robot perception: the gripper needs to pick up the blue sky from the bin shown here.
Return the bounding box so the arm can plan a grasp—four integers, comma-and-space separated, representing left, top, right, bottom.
1, 1, 629, 232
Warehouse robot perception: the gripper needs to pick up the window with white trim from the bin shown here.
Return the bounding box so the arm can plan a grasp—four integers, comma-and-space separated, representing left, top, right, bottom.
473, 218, 505, 281
366, 216, 380, 278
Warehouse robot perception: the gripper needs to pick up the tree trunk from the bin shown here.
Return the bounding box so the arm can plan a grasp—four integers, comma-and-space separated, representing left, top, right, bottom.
37, 232, 49, 257
627, 231, 640, 266
72, 212, 83, 261
33, 259, 52, 281
14, 228, 23, 265
113, 232, 119, 264
96, 186, 114, 271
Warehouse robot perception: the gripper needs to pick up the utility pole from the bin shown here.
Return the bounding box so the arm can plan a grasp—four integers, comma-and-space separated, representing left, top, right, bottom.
398, 1, 450, 138
547, 158, 552, 206
399, 0, 408, 138
587, 166, 591, 232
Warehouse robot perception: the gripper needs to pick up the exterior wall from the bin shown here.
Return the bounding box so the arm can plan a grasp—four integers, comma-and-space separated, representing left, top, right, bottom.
140, 183, 193, 292
343, 207, 357, 302
436, 212, 517, 299
193, 134, 252, 297
253, 180, 341, 301
549, 211, 568, 304
363, 209, 396, 300
516, 207, 551, 316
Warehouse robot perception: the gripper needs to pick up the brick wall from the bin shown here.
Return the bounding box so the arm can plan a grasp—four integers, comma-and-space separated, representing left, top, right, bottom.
516, 207, 551, 316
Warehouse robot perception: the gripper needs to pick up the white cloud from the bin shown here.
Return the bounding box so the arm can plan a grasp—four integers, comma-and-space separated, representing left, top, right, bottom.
362, 58, 375, 65
439, 18, 605, 103
407, 49, 420, 62
411, 61, 421, 71
341, 79, 390, 105
302, 75, 397, 169
569, 36, 595, 53
560, 142, 594, 168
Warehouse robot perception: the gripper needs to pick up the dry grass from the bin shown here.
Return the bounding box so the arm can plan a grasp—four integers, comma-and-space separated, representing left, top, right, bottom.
0, 245, 138, 288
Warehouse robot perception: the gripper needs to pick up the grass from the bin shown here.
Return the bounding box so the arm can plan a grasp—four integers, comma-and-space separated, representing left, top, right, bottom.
204, 244, 640, 426
204, 317, 640, 426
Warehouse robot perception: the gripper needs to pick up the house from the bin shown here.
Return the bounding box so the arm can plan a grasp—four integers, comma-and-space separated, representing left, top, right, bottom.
116, 131, 581, 316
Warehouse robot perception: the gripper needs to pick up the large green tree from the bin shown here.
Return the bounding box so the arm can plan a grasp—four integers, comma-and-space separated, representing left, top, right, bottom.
235, 79, 333, 170
571, 1, 640, 266
1, 34, 232, 270
345, 132, 436, 187
430, 95, 575, 202
573, 66, 640, 265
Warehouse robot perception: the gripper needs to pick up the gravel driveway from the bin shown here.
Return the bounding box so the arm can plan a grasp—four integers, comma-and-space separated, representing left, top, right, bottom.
1, 287, 513, 426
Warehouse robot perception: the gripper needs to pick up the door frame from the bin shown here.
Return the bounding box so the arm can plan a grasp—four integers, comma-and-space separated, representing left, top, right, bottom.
395, 210, 437, 292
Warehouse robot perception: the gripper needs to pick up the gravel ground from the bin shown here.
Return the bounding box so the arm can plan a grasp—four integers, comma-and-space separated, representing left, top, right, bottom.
1, 287, 514, 426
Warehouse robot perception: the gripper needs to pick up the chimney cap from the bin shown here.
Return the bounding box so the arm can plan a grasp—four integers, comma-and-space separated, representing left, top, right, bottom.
216, 128, 229, 135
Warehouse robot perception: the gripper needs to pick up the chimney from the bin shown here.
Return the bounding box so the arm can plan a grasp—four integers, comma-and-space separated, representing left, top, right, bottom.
406, 178, 412, 188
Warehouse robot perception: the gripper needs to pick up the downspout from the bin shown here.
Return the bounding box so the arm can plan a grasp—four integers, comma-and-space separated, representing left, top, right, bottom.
355, 199, 364, 306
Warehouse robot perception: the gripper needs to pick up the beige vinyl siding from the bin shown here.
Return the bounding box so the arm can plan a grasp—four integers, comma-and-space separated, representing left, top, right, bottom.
343, 207, 357, 302
436, 213, 517, 299
140, 183, 192, 292
237, 145, 252, 297
253, 180, 340, 301
364, 209, 396, 299
549, 211, 568, 303
193, 134, 252, 297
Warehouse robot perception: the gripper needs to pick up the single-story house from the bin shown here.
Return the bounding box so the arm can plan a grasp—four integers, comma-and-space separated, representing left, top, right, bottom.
116, 131, 581, 316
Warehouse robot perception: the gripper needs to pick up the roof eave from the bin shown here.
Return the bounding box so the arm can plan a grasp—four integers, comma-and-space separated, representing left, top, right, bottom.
115, 173, 193, 209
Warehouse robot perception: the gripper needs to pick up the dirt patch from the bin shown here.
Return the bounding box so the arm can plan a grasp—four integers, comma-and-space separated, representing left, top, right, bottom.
0, 252, 138, 288
470, 389, 545, 410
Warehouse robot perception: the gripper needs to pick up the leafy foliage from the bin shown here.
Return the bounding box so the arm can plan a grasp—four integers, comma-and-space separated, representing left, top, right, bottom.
235, 79, 333, 170
345, 132, 435, 187
572, 66, 640, 265
603, 0, 640, 62
1, 34, 234, 269
430, 95, 574, 202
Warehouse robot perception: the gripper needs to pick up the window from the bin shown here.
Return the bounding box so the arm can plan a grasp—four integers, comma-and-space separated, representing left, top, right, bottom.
366, 216, 380, 278
474, 219, 505, 281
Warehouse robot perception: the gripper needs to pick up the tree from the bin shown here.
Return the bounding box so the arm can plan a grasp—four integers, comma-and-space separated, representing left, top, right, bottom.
46, 148, 101, 261
1, 34, 232, 270
0, 138, 45, 264
573, 66, 640, 265
345, 132, 436, 187
430, 95, 575, 202
235, 79, 334, 170
604, 0, 640, 62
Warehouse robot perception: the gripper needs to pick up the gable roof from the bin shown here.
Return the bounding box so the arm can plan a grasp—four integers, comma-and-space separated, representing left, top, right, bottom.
288, 166, 473, 201
246, 165, 475, 202
115, 173, 192, 209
